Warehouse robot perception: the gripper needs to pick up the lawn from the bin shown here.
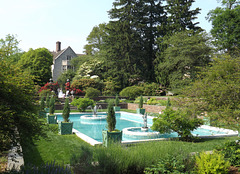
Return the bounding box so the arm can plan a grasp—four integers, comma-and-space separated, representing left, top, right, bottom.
22, 120, 239, 167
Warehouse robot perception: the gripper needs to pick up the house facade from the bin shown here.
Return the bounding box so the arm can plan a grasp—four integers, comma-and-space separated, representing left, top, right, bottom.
51, 41, 83, 81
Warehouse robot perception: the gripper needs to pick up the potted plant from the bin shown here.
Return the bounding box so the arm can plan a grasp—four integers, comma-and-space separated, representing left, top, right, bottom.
47, 96, 57, 124
59, 98, 73, 135
113, 95, 121, 111
44, 93, 50, 113
102, 101, 122, 147
39, 96, 46, 118
136, 96, 145, 115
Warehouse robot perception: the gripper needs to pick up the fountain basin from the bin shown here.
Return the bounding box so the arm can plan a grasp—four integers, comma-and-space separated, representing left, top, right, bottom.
80, 115, 106, 120
123, 127, 160, 139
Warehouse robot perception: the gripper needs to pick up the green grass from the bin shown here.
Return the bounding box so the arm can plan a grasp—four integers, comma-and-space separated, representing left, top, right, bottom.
55, 109, 136, 114
22, 124, 91, 166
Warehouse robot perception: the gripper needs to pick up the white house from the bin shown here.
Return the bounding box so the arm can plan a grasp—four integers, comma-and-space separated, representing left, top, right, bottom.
51, 41, 83, 81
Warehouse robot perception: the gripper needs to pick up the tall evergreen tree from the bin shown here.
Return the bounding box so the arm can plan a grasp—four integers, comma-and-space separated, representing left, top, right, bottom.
105, 0, 166, 88
165, 0, 201, 34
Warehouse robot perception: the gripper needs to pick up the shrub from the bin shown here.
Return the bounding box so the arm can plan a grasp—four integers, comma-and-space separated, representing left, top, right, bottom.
144, 154, 191, 173
139, 96, 143, 108
71, 78, 103, 91
134, 96, 147, 104
102, 81, 116, 96
46, 93, 50, 108
40, 96, 45, 111
195, 151, 230, 174
62, 98, 70, 122
85, 87, 100, 99
107, 101, 116, 132
140, 82, 166, 96
71, 98, 94, 112
119, 86, 143, 100
151, 107, 203, 140
49, 96, 55, 115
20, 161, 71, 174
216, 140, 240, 166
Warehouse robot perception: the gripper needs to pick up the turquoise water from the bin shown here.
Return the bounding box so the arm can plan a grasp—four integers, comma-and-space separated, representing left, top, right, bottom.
56, 113, 226, 142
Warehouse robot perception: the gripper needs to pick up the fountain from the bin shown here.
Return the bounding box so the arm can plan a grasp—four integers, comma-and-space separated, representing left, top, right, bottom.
141, 113, 148, 131
122, 113, 161, 139
80, 105, 106, 122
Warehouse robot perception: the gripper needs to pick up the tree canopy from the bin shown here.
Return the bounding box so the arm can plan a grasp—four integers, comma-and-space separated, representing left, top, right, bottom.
207, 0, 240, 54
18, 48, 53, 86
181, 54, 240, 130
155, 30, 212, 90
0, 60, 42, 151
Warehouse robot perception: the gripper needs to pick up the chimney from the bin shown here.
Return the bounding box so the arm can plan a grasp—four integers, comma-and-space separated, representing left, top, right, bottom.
56, 41, 61, 52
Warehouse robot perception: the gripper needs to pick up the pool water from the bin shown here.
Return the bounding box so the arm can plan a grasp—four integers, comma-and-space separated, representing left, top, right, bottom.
56, 112, 229, 142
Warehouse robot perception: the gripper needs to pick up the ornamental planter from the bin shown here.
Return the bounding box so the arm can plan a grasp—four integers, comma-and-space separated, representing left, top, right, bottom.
136, 108, 145, 115
47, 114, 57, 124
102, 130, 122, 147
58, 122, 73, 135
113, 106, 121, 112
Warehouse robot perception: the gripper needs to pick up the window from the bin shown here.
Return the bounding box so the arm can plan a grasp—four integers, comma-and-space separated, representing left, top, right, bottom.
62, 65, 67, 71
67, 55, 72, 60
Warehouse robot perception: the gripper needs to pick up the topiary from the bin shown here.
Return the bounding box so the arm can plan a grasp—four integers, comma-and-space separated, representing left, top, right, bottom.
46, 93, 50, 108
115, 95, 119, 106
139, 96, 143, 108
107, 101, 116, 132
62, 98, 70, 122
49, 96, 55, 115
40, 96, 45, 111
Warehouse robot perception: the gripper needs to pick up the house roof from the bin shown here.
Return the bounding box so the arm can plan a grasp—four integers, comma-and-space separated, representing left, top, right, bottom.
51, 46, 85, 62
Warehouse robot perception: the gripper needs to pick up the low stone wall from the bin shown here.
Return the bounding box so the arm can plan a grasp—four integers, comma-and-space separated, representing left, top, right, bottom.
127, 103, 166, 113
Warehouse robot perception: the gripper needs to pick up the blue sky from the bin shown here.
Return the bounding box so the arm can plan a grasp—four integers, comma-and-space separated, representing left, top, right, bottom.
0, 0, 221, 54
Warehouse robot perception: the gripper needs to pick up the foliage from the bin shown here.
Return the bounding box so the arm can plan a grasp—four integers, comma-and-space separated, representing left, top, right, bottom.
40, 96, 45, 111
102, 80, 117, 96
181, 55, 240, 130
140, 82, 166, 96
84, 23, 108, 55
39, 89, 52, 97
106, 101, 116, 132
57, 70, 76, 89
115, 95, 119, 106
134, 96, 148, 105
45, 93, 50, 108
85, 87, 100, 99
65, 81, 84, 96
195, 151, 230, 174
73, 58, 104, 80
216, 140, 240, 166
49, 97, 55, 115
139, 96, 143, 109
144, 154, 193, 174
71, 78, 103, 91
18, 48, 53, 86
155, 30, 212, 89
0, 60, 43, 151
0, 34, 22, 62
151, 107, 203, 139
119, 86, 143, 100
19, 161, 72, 174
71, 98, 94, 112
165, 0, 201, 34
146, 98, 168, 106
207, 0, 240, 54
38, 82, 59, 95
62, 98, 70, 122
